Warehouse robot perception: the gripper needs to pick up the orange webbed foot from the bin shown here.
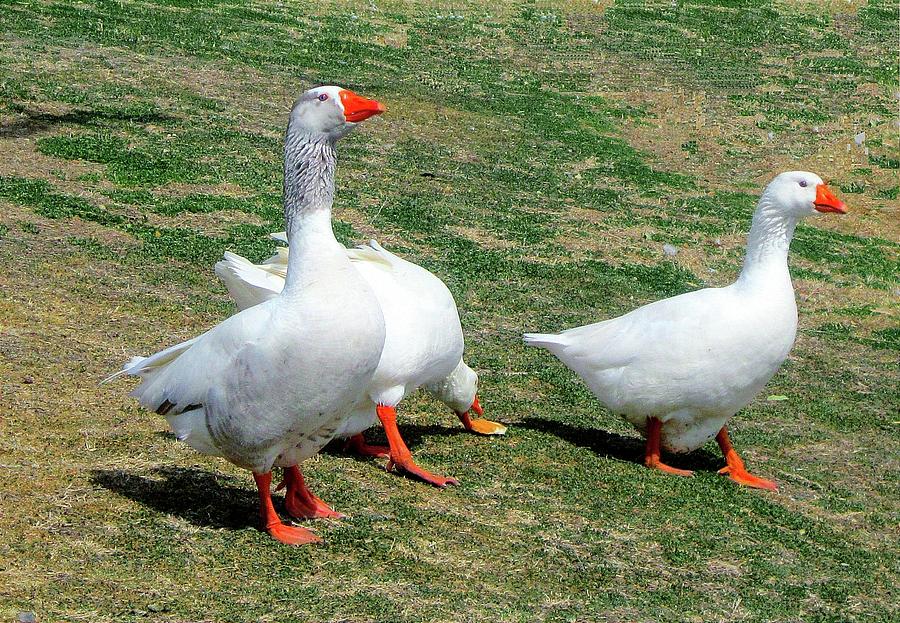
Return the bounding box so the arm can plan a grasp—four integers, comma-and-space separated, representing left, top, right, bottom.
279, 466, 346, 520
387, 457, 459, 488
645, 457, 694, 478
253, 471, 322, 546
344, 433, 390, 459
715, 427, 777, 491
376, 403, 460, 488
265, 521, 322, 545
284, 489, 346, 520
643, 417, 693, 478
718, 465, 778, 491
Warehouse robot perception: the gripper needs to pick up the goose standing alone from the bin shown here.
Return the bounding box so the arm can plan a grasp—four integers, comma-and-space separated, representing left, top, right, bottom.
109, 86, 387, 544
524, 171, 847, 490
215, 238, 507, 488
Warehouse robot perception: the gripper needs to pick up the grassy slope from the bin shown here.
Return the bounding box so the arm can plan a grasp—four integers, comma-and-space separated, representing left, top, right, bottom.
0, 1, 897, 621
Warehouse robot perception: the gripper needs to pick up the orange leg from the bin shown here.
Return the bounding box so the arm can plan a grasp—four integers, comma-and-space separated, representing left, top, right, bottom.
644, 417, 694, 477
456, 395, 507, 436
252, 471, 321, 545
344, 433, 390, 459
277, 465, 345, 519
716, 427, 777, 491
377, 404, 459, 488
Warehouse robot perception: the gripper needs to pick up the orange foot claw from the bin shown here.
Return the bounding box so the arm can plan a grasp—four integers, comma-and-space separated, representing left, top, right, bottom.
718, 465, 778, 491
265, 521, 322, 545
387, 458, 459, 488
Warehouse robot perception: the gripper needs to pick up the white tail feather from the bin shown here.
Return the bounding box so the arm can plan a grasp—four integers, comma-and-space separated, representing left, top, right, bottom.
523, 332, 568, 351
100, 356, 145, 384
345, 239, 395, 270
215, 252, 283, 311
102, 338, 198, 385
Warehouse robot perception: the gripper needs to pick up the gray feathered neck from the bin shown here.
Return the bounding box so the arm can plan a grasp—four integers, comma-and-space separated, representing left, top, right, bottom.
283, 129, 337, 235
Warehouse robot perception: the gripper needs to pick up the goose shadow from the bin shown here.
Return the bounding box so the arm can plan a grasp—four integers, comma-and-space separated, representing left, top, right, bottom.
154, 424, 468, 463
320, 421, 472, 458
90, 466, 257, 531
0, 107, 177, 138
516, 416, 723, 473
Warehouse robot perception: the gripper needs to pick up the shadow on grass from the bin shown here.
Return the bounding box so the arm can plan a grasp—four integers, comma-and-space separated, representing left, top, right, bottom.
517, 416, 723, 473
319, 421, 470, 458
90, 465, 257, 531
0, 106, 176, 137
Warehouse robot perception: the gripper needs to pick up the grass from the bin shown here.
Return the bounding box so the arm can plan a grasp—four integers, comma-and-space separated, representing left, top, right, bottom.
1, 1, 898, 622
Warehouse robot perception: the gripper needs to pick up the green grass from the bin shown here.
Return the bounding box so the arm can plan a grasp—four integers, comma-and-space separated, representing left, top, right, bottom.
0, 1, 898, 622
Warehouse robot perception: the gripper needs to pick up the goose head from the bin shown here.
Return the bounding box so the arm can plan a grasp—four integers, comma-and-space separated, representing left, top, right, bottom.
438, 360, 480, 415
288, 86, 385, 141
762, 171, 847, 218
440, 362, 508, 436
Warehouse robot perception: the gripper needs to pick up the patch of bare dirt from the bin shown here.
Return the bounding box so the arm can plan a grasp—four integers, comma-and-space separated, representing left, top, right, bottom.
796, 276, 900, 335
621, 86, 898, 241
140, 209, 267, 235
0, 131, 106, 184
781, 0, 868, 14
154, 181, 251, 199
0, 200, 137, 250
448, 224, 517, 250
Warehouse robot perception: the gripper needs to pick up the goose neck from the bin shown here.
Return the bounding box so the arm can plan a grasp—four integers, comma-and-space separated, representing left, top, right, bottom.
283, 131, 337, 235
737, 197, 798, 286
281, 131, 343, 294
280, 207, 345, 293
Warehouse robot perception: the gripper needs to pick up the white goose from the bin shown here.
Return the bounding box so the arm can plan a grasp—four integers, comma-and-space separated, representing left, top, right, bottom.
525, 171, 847, 490
109, 86, 387, 544
215, 238, 507, 488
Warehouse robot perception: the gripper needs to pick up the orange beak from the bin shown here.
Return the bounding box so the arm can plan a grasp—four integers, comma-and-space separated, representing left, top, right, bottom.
339, 89, 385, 123
814, 184, 847, 214
470, 395, 484, 416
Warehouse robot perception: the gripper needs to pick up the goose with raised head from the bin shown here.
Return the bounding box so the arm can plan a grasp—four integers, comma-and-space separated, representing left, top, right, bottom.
524, 171, 847, 490
215, 238, 506, 487
109, 86, 387, 544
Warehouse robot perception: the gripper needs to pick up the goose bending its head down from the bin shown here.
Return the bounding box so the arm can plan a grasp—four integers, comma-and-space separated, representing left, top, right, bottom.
525, 171, 847, 491
110, 86, 387, 545
215, 237, 507, 489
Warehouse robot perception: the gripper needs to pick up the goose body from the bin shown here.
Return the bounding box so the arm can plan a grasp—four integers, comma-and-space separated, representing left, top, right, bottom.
525, 279, 797, 453
333, 241, 465, 426
525, 172, 847, 489
111, 86, 388, 543
124, 232, 384, 470
216, 238, 506, 487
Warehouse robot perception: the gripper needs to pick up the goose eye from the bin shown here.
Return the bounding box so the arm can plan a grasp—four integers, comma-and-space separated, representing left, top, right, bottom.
798, 180, 808, 188
318, 94, 329, 101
